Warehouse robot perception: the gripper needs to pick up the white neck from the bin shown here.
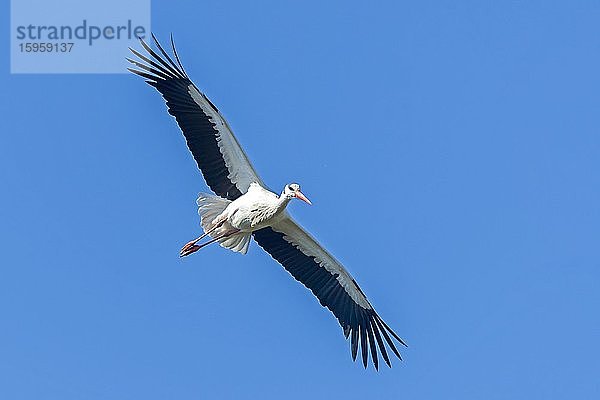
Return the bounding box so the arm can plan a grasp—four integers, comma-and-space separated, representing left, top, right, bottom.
277, 192, 292, 211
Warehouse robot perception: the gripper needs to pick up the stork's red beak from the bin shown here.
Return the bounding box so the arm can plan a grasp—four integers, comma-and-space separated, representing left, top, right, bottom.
295, 191, 312, 205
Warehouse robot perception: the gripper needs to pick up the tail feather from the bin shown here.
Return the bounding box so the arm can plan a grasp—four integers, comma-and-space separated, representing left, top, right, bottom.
219, 232, 251, 254
197, 193, 230, 231
196, 193, 251, 254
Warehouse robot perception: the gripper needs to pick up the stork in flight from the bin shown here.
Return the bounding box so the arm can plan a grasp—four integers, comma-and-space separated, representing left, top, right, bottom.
127, 34, 407, 369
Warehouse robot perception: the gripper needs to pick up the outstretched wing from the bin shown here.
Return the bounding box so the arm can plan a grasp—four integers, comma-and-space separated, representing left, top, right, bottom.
253, 217, 406, 370
128, 34, 265, 200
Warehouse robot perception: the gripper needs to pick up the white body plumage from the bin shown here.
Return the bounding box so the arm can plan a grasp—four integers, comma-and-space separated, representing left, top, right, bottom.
225, 183, 290, 231
196, 182, 307, 254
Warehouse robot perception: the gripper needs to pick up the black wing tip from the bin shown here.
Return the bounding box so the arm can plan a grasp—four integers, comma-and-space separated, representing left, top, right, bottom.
346, 310, 407, 370
127, 32, 188, 82
351, 329, 359, 362
376, 314, 408, 347
170, 33, 189, 78
360, 324, 369, 369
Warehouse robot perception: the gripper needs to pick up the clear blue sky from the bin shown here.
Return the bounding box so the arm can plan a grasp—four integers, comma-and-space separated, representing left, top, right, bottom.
2, 1, 599, 398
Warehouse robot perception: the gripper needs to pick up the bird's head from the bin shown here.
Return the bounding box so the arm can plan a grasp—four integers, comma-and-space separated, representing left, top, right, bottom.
282, 183, 312, 205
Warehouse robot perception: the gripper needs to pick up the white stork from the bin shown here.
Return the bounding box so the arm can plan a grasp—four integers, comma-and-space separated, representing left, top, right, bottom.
127, 34, 407, 369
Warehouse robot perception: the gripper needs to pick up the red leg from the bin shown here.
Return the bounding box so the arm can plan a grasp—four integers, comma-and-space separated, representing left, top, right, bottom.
180, 223, 222, 255
179, 229, 239, 257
